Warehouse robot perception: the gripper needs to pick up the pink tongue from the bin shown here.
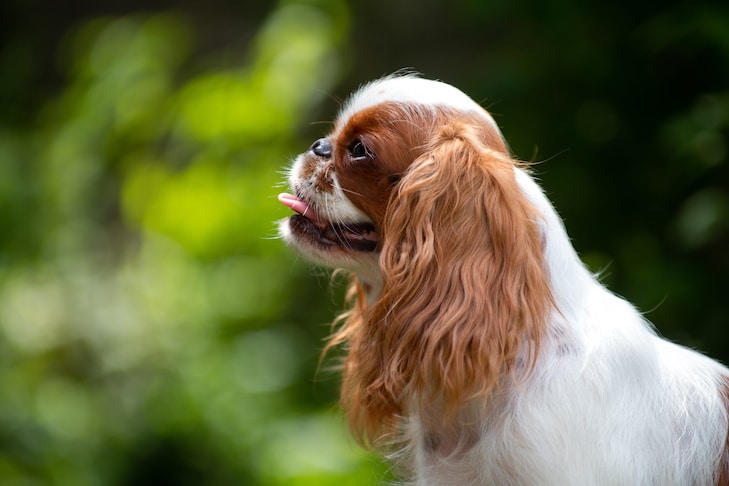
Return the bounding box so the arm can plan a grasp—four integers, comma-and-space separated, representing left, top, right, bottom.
278, 193, 324, 225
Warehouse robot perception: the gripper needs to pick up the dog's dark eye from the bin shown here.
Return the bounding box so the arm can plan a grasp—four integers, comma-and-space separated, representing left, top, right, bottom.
348, 139, 370, 161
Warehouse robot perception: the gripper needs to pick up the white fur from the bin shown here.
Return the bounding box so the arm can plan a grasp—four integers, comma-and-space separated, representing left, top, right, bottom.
337, 74, 501, 135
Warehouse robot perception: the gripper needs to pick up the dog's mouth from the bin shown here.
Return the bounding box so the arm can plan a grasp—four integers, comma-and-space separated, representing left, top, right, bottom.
278, 193, 379, 252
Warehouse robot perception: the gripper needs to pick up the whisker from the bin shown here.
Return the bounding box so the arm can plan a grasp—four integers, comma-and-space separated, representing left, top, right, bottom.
310, 119, 334, 127
322, 193, 354, 250
341, 187, 366, 199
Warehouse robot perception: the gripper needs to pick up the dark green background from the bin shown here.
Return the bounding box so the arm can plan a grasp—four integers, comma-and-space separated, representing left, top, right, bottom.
1, 0, 727, 483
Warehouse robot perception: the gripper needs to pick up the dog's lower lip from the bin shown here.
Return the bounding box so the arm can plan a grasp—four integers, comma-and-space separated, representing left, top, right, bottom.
289, 215, 378, 252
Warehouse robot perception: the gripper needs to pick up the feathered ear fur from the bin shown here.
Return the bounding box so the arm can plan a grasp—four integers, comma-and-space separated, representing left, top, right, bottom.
335, 122, 554, 448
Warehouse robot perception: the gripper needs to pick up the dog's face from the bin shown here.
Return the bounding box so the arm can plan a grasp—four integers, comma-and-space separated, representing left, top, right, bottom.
278, 76, 507, 280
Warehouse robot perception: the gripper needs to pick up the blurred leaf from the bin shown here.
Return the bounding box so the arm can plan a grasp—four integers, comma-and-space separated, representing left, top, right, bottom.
675, 188, 729, 248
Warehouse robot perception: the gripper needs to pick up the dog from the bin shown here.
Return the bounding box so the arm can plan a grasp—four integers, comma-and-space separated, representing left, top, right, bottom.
278, 74, 729, 485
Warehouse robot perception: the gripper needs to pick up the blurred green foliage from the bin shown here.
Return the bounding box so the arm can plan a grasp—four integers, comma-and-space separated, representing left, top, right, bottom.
0, 2, 388, 484
0, 0, 727, 484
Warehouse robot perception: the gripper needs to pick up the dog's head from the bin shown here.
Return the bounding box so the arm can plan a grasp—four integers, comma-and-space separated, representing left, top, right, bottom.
279, 75, 508, 282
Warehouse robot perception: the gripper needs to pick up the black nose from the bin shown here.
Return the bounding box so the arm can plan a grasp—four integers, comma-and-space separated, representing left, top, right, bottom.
310, 138, 332, 158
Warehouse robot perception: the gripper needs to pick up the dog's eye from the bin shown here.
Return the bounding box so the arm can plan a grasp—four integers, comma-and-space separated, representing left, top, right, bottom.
348, 139, 370, 161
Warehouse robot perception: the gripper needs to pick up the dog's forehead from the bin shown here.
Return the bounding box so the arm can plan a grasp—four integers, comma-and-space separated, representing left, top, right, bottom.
335, 76, 499, 132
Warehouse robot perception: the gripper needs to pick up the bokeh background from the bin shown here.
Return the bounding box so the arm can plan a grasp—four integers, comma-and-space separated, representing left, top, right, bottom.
1, 0, 728, 484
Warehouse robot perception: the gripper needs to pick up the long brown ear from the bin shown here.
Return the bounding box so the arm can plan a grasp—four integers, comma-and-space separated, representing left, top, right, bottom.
341, 122, 554, 447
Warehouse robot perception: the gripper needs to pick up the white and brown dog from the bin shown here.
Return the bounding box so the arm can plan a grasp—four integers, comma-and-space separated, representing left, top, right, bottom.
278, 74, 729, 485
